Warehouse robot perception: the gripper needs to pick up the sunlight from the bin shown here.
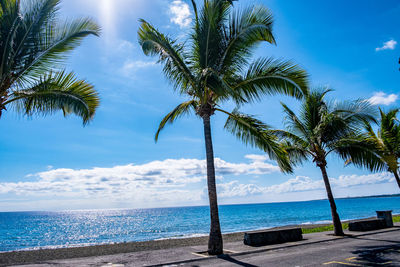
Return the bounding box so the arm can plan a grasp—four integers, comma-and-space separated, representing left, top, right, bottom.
99, 0, 116, 41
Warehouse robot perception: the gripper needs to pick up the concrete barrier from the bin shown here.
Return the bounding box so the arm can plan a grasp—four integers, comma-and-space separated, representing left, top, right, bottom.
376, 210, 393, 227
244, 228, 303, 246
348, 218, 386, 231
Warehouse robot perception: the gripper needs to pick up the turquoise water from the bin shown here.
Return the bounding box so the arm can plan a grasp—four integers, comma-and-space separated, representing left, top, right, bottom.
0, 196, 399, 252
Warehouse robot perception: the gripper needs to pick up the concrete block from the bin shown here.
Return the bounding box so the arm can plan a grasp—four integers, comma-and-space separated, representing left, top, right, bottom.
244, 228, 303, 246
376, 210, 393, 227
348, 218, 386, 231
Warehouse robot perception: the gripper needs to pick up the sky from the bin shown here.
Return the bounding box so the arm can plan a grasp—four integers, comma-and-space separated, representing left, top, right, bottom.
0, 0, 399, 211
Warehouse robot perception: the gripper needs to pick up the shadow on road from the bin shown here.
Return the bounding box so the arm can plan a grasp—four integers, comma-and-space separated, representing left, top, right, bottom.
349, 244, 400, 266
217, 254, 259, 267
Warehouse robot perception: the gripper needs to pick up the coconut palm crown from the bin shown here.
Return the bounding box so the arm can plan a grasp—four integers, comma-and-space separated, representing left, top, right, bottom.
138, 0, 308, 255
273, 89, 377, 236
352, 108, 400, 189
0, 0, 100, 124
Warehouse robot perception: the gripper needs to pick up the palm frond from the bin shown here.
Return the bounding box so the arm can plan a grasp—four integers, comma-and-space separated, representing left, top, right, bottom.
299, 88, 329, 134
155, 100, 198, 142
281, 140, 309, 166
360, 108, 400, 174
191, 0, 234, 71
332, 99, 378, 125
138, 19, 196, 95
190, 0, 198, 23
319, 99, 377, 146
15, 16, 100, 84
6, 70, 99, 124
281, 102, 309, 140
204, 68, 244, 103
332, 134, 387, 172
221, 108, 293, 173
0, 0, 22, 85
272, 129, 308, 148
379, 108, 400, 155
218, 5, 275, 75
278, 88, 382, 173
233, 57, 308, 103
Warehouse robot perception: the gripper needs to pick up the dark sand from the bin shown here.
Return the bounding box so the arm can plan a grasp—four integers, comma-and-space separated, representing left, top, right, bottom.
3, 215, 398, 266
0, 224, 330, 266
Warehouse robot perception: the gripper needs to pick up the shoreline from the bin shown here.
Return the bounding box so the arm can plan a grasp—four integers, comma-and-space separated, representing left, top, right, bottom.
0, 220, 365, 266
3, 213, 399, 253
0, 224, 323, 265
0, 220, 348, 253
1, 215, 399, 266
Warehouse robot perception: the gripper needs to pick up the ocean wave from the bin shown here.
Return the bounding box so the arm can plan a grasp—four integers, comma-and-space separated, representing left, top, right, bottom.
1, 242, 117, 253
155, 233, 208, 240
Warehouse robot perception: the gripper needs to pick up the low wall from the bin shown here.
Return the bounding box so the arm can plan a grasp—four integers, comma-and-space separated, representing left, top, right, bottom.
348, 218, 387, 231
244, 228, 303, 246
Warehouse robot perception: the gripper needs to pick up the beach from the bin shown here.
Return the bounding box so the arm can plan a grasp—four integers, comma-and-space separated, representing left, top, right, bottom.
3, 216, 399, 266
0, 222, 332, 266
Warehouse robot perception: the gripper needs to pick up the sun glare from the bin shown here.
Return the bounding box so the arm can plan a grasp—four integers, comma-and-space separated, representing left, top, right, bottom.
100, 0, 116, 41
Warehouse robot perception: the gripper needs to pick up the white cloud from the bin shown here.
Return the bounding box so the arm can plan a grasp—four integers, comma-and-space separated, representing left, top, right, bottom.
169, 0, 192, 28
120, 60, 157, 76
332, 172, 394, 187
1, 155, 397, 210
217, 181, 263, 198
0, 155, 279, 201
114, 40, 157, 75
216, 173, 395, 198
245, 154, 269, 162
376, 39, 397, 51
368, 92, 398, 105
102, 39, 158, 78
216, 176, 322, 198
116, 39, 135, 53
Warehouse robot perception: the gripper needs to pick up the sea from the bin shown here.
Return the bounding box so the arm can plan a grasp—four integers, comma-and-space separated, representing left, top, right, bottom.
0, 196, 399, 252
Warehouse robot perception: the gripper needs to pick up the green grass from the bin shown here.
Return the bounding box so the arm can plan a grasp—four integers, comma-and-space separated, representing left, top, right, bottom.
302, 215, 399, 234
302, 223, 349, 234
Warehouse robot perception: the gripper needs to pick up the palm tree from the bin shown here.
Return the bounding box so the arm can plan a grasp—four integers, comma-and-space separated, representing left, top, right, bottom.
138, 0, 308, 255
0, 0, 100, 124
269, 89, 376, 236
351, 109, 400, 189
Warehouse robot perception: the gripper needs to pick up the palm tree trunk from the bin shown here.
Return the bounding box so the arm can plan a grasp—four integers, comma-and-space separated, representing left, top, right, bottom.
203, 115, 223, 255
319, 164, 344, 236
393, 171, 400, 189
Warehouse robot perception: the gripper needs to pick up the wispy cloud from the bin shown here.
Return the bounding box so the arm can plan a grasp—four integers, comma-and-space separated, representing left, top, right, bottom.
120, 60, 157, 76
217, 173, 395, 198
368, 92, 398, 105
103, 39, 158, 77
244, 154, 269, 162
116, 39, 136, 53
376, 39, 397, 51
169, 0, 192, 28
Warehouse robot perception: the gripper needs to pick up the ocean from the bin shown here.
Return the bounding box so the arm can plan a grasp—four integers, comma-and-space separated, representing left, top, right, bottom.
0, 196, 399, 252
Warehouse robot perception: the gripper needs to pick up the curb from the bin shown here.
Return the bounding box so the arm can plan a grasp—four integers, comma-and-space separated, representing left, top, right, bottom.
147, 227, 400, 267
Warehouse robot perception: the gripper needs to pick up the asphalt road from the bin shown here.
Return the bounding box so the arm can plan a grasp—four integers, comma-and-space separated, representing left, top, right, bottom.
9, 227, 400, 267
177, 228, 400, 267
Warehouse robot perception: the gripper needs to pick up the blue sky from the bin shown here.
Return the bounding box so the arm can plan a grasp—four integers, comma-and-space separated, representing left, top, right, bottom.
0, 0, 399, 211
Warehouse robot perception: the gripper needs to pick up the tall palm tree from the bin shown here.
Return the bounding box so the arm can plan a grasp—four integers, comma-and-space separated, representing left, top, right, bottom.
267, 89, 376, 236
0, 0, 100, 124
351, 109, 400, 189
138, 0, 308, 255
